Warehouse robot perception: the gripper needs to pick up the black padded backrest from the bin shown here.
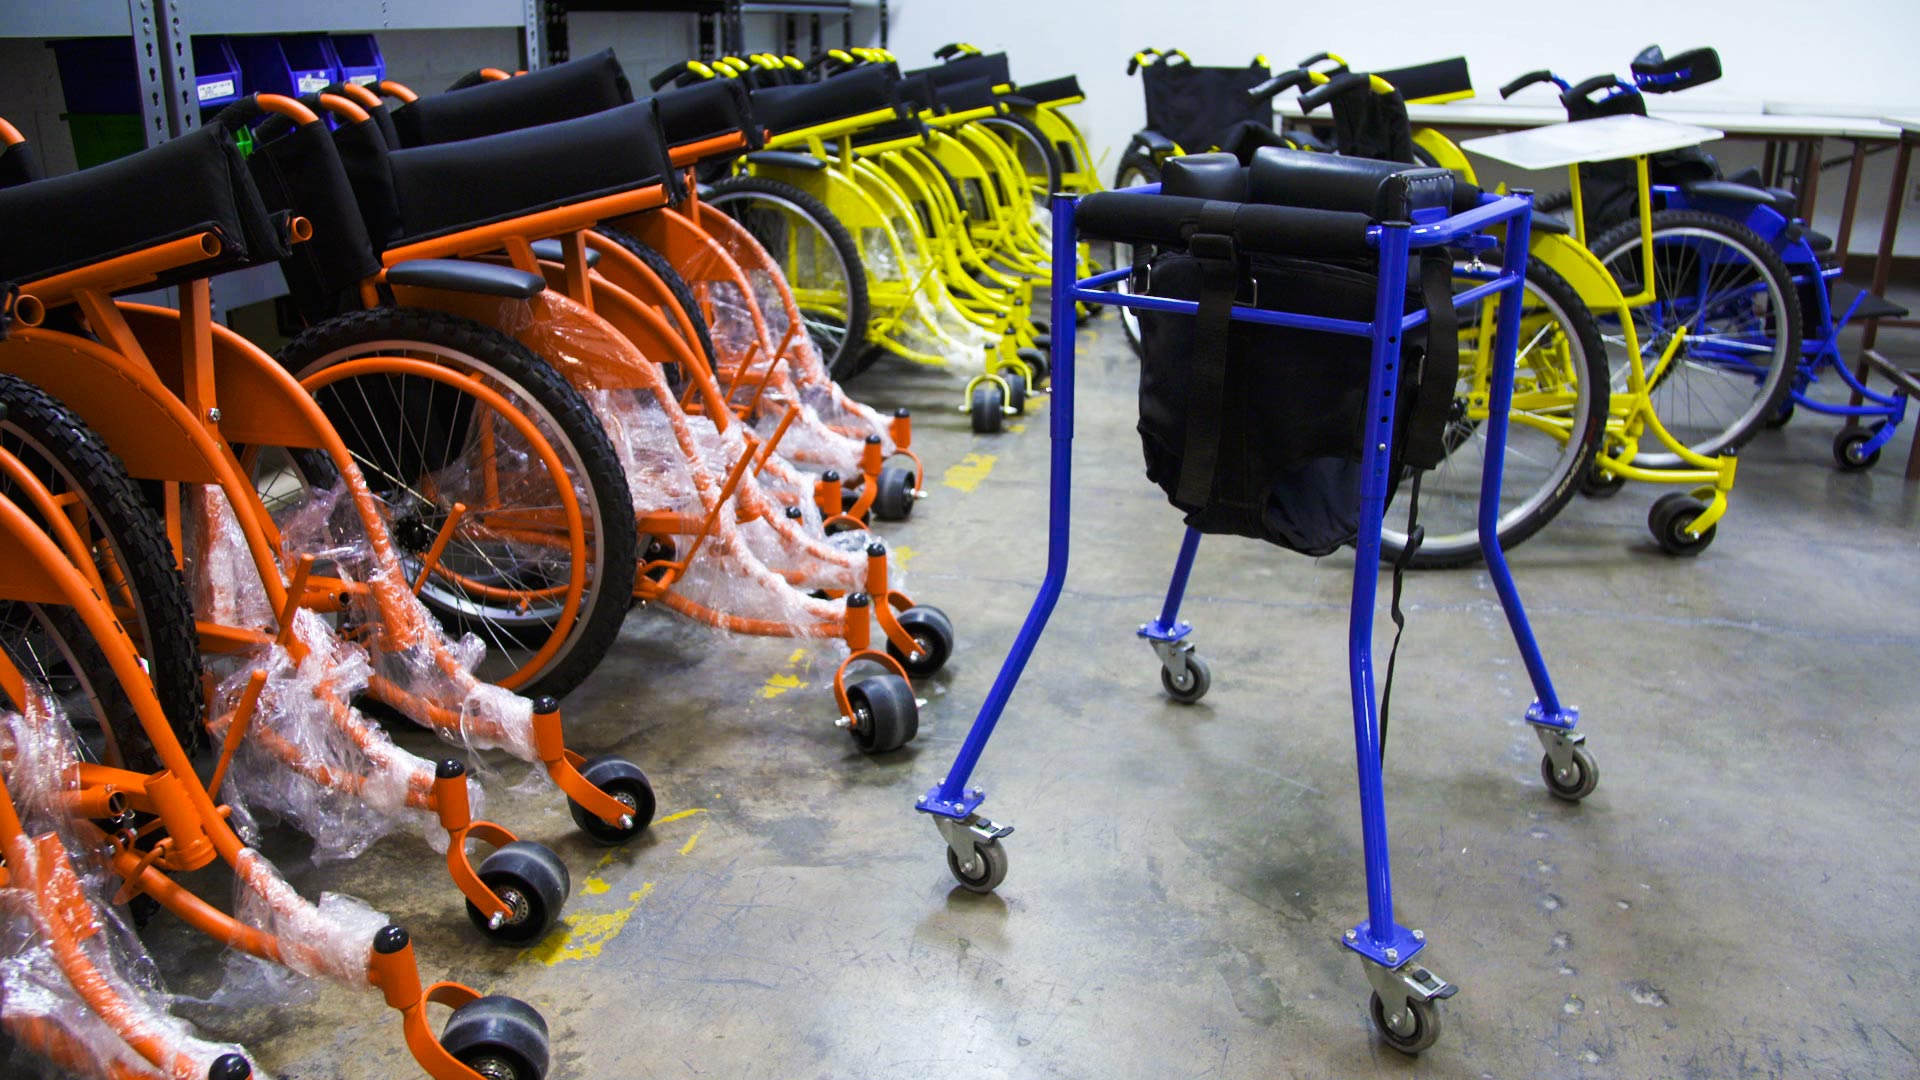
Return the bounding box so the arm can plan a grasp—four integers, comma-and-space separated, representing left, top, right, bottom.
389, 49, 634, 148
645, 77, 759, 149
1375, 57, 1472, 102
385, 100, 673, 245
932, 75, 1002, 113
1140, 61, 1273, 152
0, 141, 43, 190
246, 115, 384, 319
907, 53, 1012, 89
0, 117, 289, 289
749, 62, 902, 134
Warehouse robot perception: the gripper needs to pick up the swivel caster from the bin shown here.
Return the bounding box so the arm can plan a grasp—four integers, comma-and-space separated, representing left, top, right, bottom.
873, 465, 918, 521
441, 995, 551, 1080
567, 754, 656, 844
465, 841, 569, 944
1648, 493, 1715, 556
1018, 346, 1049, 387
1160, 653, 1211, 704
1540, 745, 1599, 802
1003, 370, 1029, 414
1833, 422, 1885, 471
1764, 399, 1795, 429
1370, 992, 1441, 1055
970, 383, 1005, 434
1578, 462, 1626, 499
887, 605, 954, 677
946, 839, 1009, 894
846, 675, 918, 753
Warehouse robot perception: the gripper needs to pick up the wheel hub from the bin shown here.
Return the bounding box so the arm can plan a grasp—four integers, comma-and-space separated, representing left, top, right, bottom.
493, 886, 530, 928
469, 1056, 517, 1080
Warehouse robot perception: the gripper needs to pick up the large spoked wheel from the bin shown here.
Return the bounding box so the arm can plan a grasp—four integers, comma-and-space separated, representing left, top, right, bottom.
275, 308, 637, 701
707, 176, 871, 382
1380, 257, 1608, 567
0, 374, 202, 770
978, 113, 1063, 207
1591, 210, 1801, 466
1111, 155, 1161, 360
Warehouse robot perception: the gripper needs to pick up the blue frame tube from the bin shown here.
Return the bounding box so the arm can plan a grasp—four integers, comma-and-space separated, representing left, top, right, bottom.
1153, 528, 1204, 632
1348, 222, 1412, 945
1473, 207, 1567, 718
919, 193, 1083, 814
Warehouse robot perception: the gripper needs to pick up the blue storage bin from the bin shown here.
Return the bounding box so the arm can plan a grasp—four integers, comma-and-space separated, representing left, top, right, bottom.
330, 34, 386, 88
191, 37, 244, 108
230, 34, 339, 99
50, 37, 140, 114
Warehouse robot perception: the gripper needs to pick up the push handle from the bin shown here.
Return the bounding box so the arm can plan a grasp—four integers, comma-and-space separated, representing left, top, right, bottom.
1246, 69, 1313, 104
1561, 73, 1626, 108
1499, 69, 1557, 99
935, 42, 980, 60
648, 60, 714, 91
1298, 71, 1371, 113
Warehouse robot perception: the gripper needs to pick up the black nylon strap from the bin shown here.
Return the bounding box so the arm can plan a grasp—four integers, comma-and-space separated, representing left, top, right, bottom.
1172, 201, 1244, 509
1378, 470, 1423, 761
1400, 251, 1459, 471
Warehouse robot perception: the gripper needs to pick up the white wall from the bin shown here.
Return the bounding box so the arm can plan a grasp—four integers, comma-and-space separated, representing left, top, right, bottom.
883, 0, 1920, 254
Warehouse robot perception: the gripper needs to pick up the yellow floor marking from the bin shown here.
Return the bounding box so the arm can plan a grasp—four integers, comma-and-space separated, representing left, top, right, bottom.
943, 453, 998, 492
891, 545, 916, 568
654, 807, 708, 827
1006, 423, 1027, 433
757, 647, 811, 699
582, 878, 610, 896
523, 883, 655, 966
679, 829, 704, 856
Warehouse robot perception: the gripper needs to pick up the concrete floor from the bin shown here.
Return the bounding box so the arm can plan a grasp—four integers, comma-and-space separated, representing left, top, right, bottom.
132, 317, 1920, 1079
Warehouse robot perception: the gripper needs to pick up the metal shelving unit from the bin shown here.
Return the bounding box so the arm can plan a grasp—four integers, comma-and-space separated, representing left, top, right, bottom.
543, 0, 880, 65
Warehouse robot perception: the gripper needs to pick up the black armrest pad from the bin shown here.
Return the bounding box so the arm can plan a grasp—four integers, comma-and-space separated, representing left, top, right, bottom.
1133, 129, 1178, 153
1076, 191, 1374, 258
745, 150, 827, 171
529, 239, 600, 267
1248, 147, 1458, 220
1678, 180, 1773, 205
387, 259, 546, 299
1161, 153, 1249, 201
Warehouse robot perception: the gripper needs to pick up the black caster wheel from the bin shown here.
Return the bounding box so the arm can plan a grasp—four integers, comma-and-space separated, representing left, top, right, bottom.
1832, 423, 1884, 471
440, 995, 551, 1080
1647, 493, 1716, 557
1578, 462, 1627, 499
1018, 346, 1049, 386
1160, 654, 1211, 704
970, 383, 1004, 434
1763, 399, 1796, 429
1370, 992, 1441, 1055
1541, 746, 1600, 802
846, 675, 919, 753
1003, 370, 1029, 415
208, 1054, 252, 1079
946, 839, 1009, 894
873, 465, 917, 521
838, 483, 871, 520
465, 841, 569, 944
567, 755, 656, 844
887, 605, 954, 677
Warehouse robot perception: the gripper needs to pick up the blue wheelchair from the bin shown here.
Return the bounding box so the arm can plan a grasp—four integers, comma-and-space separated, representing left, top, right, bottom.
1507, 45, 1913, 471
913, 146, 1590, 1053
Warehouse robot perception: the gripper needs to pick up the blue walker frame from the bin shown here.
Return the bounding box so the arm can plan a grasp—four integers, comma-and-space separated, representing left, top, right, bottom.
915, 183, 1590, 1042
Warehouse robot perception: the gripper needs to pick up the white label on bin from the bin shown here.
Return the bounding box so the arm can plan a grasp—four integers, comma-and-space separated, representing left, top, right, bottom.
349, 74, 377, 86
297, 74, 329, 94
197, 78, 235, 102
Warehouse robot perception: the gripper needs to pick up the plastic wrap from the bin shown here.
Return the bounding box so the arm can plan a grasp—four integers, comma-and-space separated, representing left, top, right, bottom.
1, 698, 263, 1080
188, 486, 457, 857
231, 849, 385, 987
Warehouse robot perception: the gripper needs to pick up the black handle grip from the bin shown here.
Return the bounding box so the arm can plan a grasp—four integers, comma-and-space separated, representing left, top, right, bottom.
1075, 190, 1375, 258
649, 62, 694, 91
1246, 69, 1311, 103
1298, 72, 1370, 113
1297, 52, 1333, 67
1499, 69, 1555, 99
935, 43, 964, 60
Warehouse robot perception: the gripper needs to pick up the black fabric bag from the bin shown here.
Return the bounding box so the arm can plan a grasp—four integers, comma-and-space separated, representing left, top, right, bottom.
1141, 61, 1273, 153
1136, 251, 1426, 554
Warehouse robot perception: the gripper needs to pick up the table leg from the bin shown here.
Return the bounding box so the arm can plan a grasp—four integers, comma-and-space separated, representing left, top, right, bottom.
1835, 139, 1868, 259
1798, 136, 1823, 220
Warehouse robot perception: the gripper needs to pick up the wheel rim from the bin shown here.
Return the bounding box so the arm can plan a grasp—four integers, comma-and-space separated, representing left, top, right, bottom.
1596, 225, 1795, 465
979, 117, 1056, 206
286, 341, 607, 691
708, 190, 856, 371
1383, 268, 1598, 557
1113, 166, 1153, 349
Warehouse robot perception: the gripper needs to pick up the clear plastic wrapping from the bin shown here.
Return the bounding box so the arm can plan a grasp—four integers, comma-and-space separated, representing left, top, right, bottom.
1, 698, 262, 1080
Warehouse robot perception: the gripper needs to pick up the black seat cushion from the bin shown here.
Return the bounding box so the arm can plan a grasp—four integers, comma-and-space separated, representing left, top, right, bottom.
749, 64, 903, 135
389, 49, 633, 148
0, 118, 288, 290
0, 140, 43, 190
383, 101, 674, 245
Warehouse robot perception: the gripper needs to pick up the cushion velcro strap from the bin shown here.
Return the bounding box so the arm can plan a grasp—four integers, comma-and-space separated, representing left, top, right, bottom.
1171, 201, 1245, 509
1399, 252, 1458, 471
